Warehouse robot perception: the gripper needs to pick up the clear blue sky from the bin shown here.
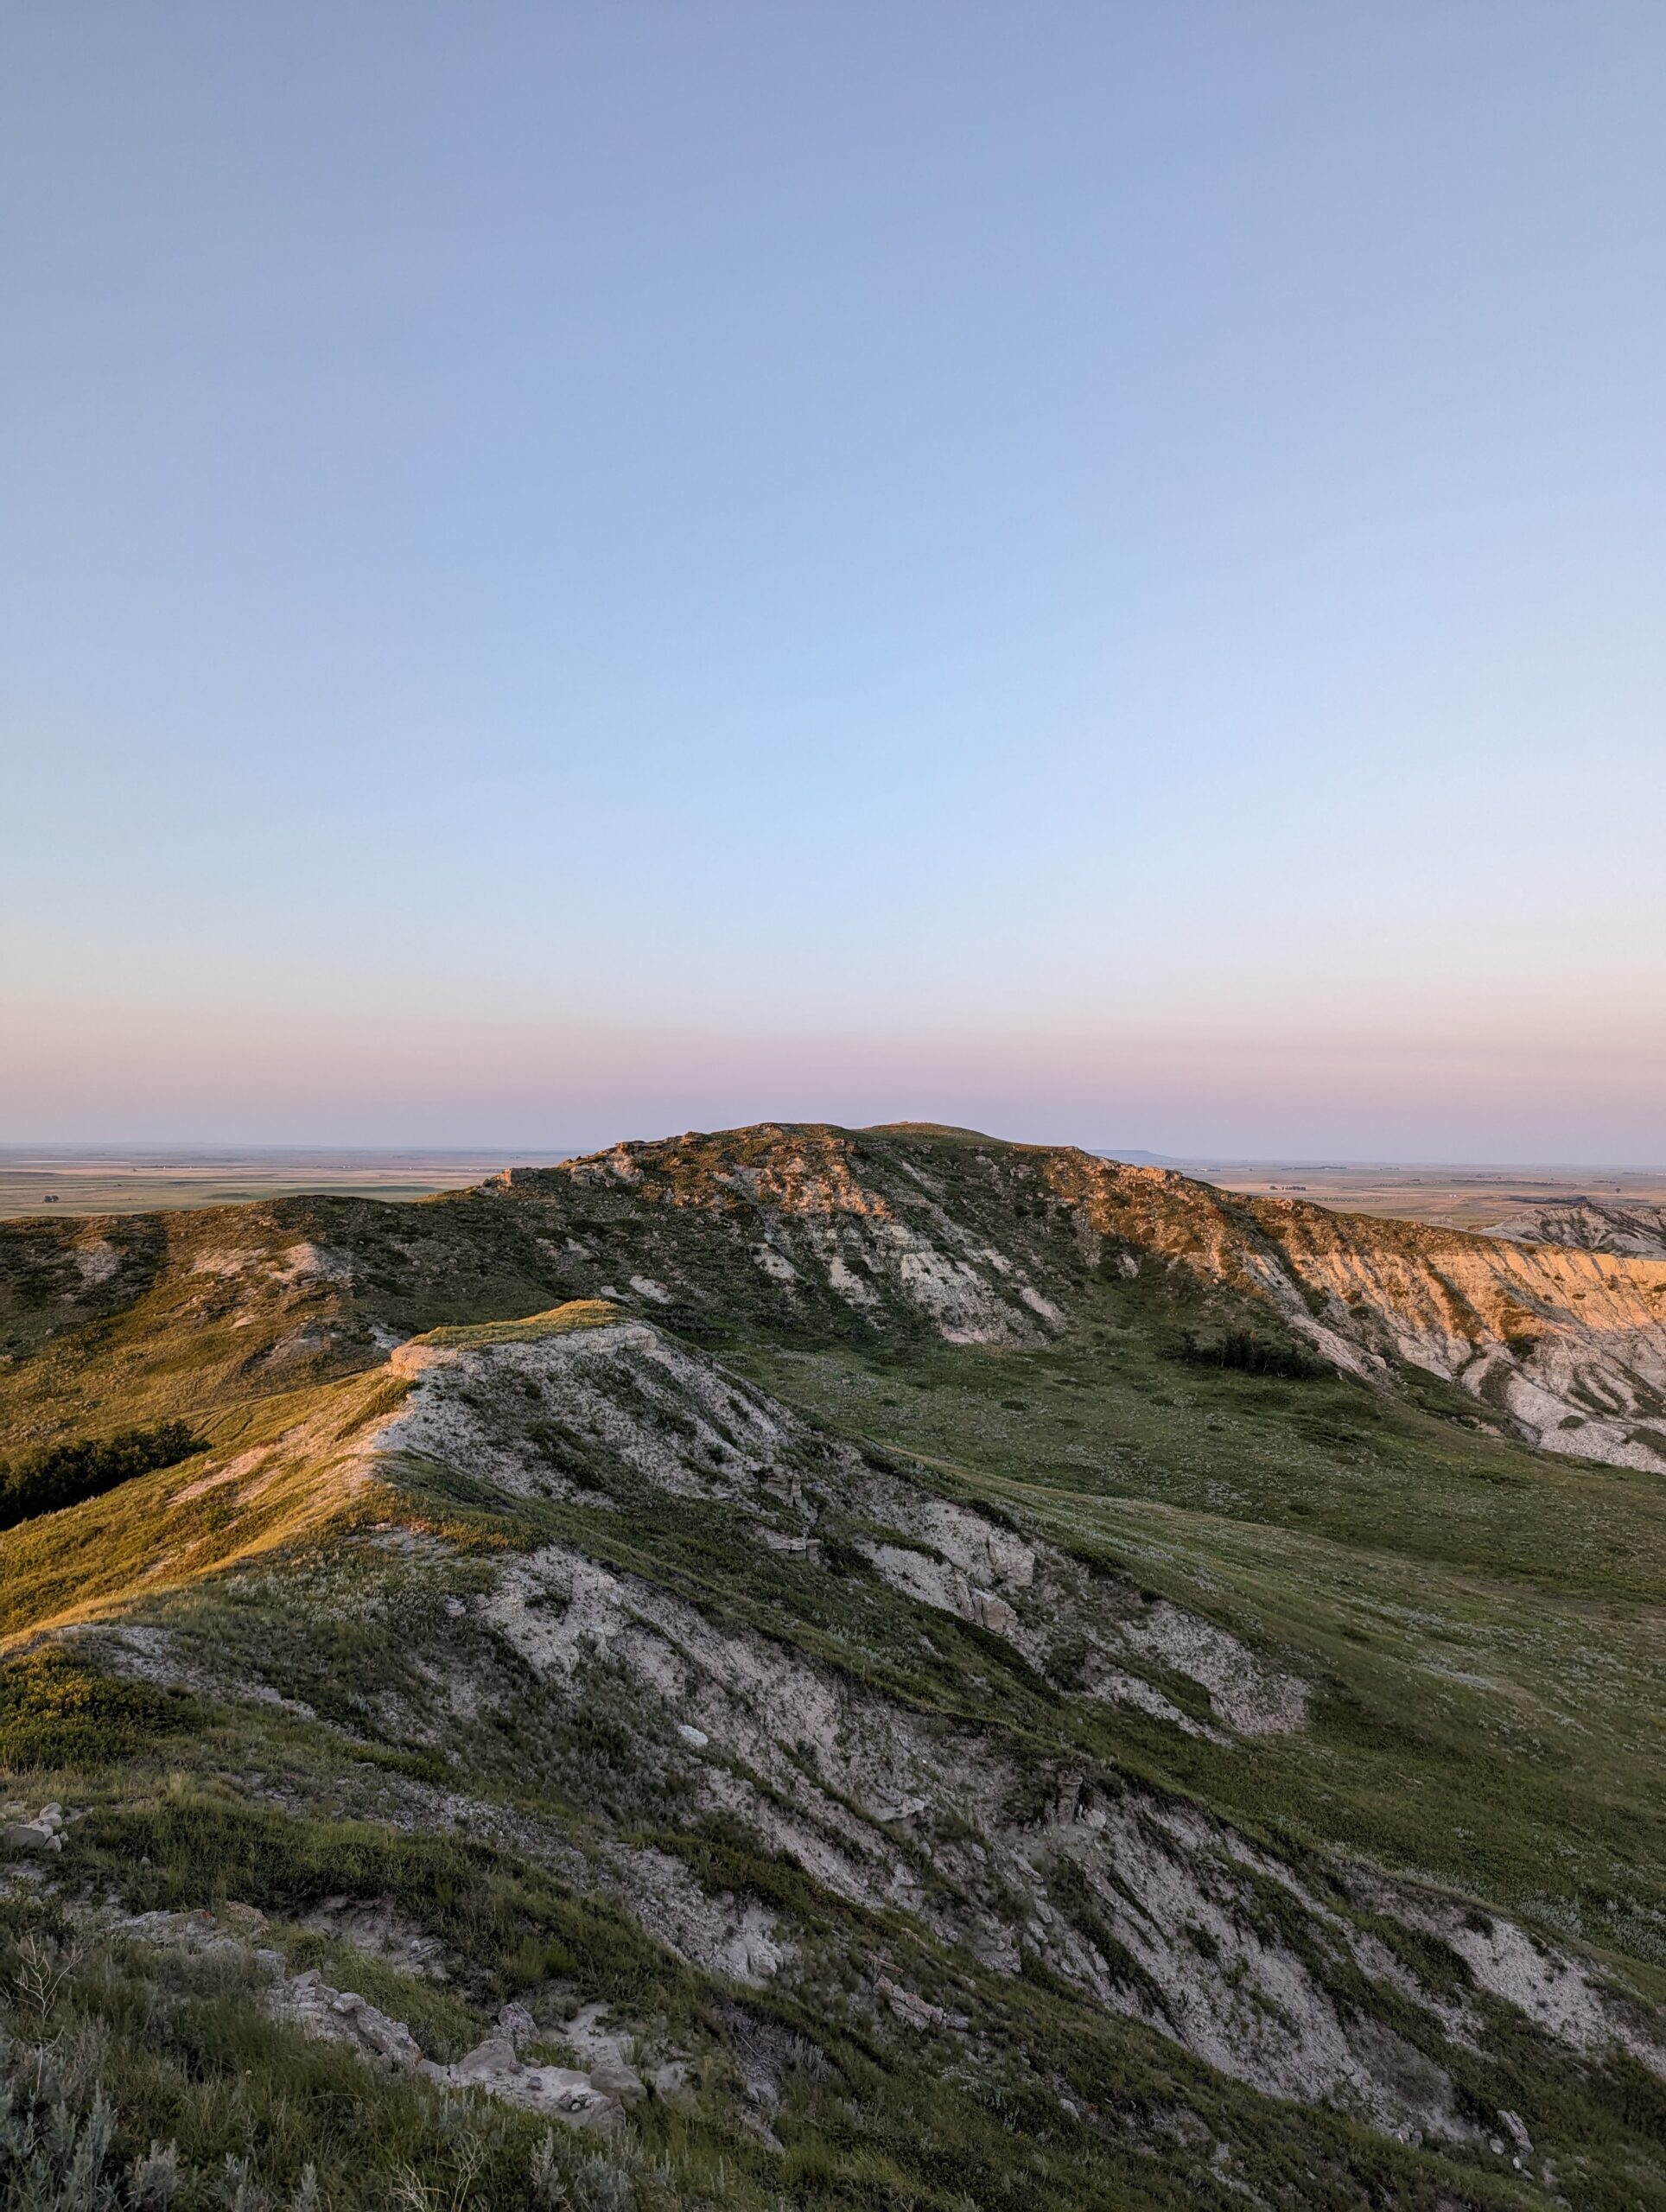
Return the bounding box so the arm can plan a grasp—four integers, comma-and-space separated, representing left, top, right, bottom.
3, 3, 1663, 1159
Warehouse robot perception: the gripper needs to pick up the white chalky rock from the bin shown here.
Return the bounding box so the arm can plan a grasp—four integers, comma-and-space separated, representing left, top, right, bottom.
3, 1822, 63, 1854
424, 2033, 627, 2132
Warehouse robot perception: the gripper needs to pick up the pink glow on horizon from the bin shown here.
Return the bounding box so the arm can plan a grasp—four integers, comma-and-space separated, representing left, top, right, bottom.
6, 992, 1663, 1161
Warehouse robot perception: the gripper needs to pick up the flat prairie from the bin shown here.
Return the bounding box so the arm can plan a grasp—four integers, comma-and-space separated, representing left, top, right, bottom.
0, 1147, 573, 1219
1181, 1159, 1666, 1229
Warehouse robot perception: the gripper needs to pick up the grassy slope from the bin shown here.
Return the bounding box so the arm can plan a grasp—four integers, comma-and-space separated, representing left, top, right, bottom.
734, 1325, 1666, 1975
5, 1483, 1570, 2212
8, 1425, 1653, 2212
0, 1190, 592, 1446
0, 1368, 413, 1645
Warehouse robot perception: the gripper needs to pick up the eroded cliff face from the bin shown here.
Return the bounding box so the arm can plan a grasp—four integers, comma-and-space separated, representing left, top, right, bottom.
6, 1135, 1664, 2206
511, 1129, 1666, 1472
1489, 1198, 1666, 1262
1237, 1199, 1666, 1469
507, 1126, 1071, 1347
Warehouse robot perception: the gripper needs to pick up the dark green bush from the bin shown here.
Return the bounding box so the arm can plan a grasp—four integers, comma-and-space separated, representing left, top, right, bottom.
0, 1420, 205, 1529
1173, 1331, 1328, 1381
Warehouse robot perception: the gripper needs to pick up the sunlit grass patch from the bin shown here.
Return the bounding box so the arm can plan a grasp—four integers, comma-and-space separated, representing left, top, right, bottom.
411, 1301, 621, 1351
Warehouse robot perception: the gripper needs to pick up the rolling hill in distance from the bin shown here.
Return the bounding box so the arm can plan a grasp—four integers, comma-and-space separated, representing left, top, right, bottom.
2, 1122, 1663, 2209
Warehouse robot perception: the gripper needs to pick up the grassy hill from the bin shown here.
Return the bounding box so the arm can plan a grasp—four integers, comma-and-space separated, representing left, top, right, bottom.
1, 1127, 1662, 2209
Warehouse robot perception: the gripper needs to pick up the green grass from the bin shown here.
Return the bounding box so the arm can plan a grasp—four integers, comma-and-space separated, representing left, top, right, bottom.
734, 1332, 1666, 1975
3, 1779, 1599, 2212
3, 1496, 1657, 2209
410, 1300, 622, 1349
68, 1783, 702, 2020
0, 1646, 202, 1769
0, 1367, 410, 1646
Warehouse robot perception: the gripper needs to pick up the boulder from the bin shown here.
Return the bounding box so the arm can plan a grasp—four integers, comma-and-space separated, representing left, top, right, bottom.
3, 1821, 63, 1854
588, 2058, 646, 2105
426, 2034, 626, 2133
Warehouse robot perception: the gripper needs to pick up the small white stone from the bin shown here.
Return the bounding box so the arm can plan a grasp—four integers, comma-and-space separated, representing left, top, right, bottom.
677, 1723, 709, 1749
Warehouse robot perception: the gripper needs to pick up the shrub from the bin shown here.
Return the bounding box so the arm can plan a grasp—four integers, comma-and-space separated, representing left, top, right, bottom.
0, 2038, 124, 2209
1173, 1331, 1328, 1381
0, 1423, 205, 1531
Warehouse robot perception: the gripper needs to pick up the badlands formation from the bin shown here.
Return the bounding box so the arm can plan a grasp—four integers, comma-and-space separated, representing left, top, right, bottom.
1, 1124, 1663, 2209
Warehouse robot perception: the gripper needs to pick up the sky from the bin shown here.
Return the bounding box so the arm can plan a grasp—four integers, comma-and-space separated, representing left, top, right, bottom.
3, 3, 1663, 1160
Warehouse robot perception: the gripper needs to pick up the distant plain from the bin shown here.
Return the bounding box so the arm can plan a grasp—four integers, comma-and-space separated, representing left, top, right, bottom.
0, 1148, 574, 1219
1176, 1160, 1666, 1230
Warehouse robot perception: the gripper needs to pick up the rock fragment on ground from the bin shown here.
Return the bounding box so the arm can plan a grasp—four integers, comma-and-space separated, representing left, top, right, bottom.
2, 1802, 75, 1854
877, 1974, 970, 2031
423, 2002, 640, 2130
268, 1969, 424, 2069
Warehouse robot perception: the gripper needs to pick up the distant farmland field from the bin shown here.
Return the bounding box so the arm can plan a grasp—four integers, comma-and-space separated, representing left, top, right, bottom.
0, 1148, 574, 1218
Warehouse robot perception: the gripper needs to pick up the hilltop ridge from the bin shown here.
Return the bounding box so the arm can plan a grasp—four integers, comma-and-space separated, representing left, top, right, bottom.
6, 1121, 1666, 1471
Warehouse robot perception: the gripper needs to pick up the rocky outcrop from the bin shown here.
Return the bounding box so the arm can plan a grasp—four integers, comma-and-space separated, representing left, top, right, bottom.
10, 1121, 1665, 1481
422, 2002, 637, 2131
1033, 1143, 1666, 1469
1, 1801, 68, 1854
1488, 1198, 1666, 1262
5, 1122, 1663, 2206
264, 1974, 638, 2129
1243, 1198, 1666, 1470
507, 1128, 1666, 1472
366, 1310, 1310, 1747
268, 1968, 426, 2071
